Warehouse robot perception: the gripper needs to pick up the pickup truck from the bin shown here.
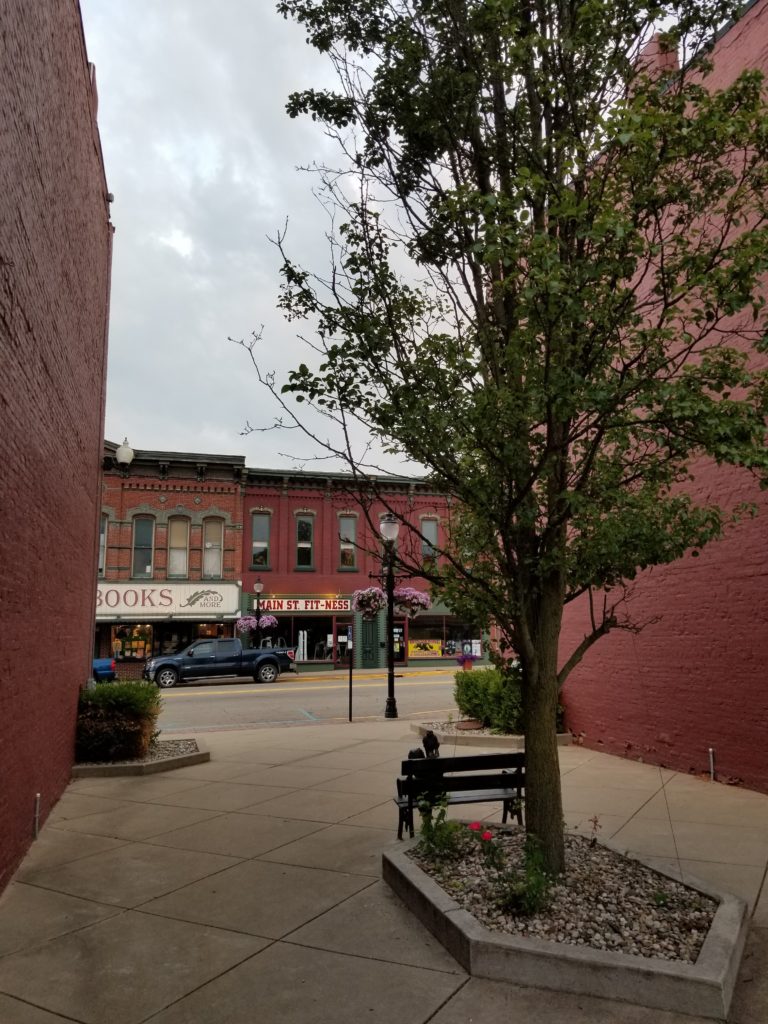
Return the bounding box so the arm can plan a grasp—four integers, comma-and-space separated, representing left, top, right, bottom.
92, 657, 117, 682
142, 637, 295, 688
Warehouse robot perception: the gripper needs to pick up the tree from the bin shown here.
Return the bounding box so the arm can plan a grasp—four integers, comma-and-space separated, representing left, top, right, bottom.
265, 0, 768, 874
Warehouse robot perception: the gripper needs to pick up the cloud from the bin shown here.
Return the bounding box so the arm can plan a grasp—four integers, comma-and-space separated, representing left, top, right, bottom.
80, 0, 409, 473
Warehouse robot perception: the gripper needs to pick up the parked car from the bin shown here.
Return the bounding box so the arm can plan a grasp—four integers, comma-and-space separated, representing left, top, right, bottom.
142, 637, 295, 688
92, 657, 117, 682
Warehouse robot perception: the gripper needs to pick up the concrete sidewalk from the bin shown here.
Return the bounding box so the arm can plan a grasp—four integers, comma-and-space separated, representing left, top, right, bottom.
0, 722, 766, 1023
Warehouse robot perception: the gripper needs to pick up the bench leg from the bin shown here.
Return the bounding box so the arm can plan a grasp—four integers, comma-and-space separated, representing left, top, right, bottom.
397, 808, 405, 840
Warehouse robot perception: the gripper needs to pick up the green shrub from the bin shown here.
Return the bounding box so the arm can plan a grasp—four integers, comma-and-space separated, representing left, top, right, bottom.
76, 682, 162, 763
454, 664, 564, 734
453, 667, 496, 724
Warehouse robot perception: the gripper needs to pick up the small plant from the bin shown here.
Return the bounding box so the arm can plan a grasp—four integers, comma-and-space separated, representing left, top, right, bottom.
496, 836, 552, 916
468, 822, 506, 870
588, 814, 602, 848
652, 890, 670, 908
416, 793, 463, 859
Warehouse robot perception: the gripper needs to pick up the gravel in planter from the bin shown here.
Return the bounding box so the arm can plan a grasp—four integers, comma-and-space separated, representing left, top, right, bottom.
409, 828, 717, 963
75, 739, 199, 767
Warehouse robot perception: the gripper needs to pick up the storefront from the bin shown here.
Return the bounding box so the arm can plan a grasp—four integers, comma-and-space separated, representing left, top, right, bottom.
244, 595, 484, 670
94, 582, 242, 677
245, 596, 357, 667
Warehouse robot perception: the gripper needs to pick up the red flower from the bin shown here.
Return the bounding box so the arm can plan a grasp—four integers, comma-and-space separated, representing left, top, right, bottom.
481, 831, 493, 841
468, 822, 481, 832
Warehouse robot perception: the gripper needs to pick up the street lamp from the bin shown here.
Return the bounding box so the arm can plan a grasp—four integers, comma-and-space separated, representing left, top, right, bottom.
253, 577, 264, 649
380, 514, 400, 719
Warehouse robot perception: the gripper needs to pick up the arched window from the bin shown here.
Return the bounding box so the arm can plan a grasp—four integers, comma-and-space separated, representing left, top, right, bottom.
167, 516, 189, 578
203, 518, 224, 578
251, 512, 271, 568
295, 512, 315, 569
420, 517, 439, 560
338, 514, 357, 569
132, 517, 155, 578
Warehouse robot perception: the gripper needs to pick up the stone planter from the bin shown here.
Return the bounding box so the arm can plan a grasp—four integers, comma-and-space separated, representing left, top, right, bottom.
383, 841, 749, 1020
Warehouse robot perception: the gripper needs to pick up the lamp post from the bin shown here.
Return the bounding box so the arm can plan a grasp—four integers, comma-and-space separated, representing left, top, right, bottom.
253, 577, 264, 650
380, 514, 400, 719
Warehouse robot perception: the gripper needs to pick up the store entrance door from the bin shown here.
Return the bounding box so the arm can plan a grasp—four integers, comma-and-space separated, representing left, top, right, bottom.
334, 620, 353, 665
361, 618, 378, 668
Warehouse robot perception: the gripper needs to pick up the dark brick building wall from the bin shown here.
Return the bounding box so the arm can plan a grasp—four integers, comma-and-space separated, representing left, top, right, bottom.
561, 0, 768, 791
0, 1, 112, 890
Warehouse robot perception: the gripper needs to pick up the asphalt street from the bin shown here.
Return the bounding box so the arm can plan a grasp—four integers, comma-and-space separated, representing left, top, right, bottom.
156, 666, 459, 733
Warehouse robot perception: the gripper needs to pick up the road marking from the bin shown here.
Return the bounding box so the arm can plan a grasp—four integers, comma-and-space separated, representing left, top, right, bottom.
298, 708, 319, 720
161, 679, 454, 699
161, 707, 458, 732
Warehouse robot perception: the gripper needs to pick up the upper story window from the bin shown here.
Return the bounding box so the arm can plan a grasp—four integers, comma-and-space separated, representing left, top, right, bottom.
132, 517, 154, 578
167, 516, 189, 578
203, 518, 223, 578
296, 514, 314, 569
98, 513, 108, 577
338, 515, 357, 569
251, 513, 271, 568
421, 518, 438, 560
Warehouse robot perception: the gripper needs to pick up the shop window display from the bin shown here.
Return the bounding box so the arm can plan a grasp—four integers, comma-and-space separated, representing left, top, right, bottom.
407, 614, 481, 659
112, 624, 153, 661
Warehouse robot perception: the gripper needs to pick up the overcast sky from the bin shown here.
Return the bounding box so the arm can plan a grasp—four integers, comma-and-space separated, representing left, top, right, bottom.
80, 0, 386, 470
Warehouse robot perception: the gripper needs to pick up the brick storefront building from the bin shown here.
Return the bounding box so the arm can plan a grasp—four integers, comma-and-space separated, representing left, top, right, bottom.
96, 444, 478, 672
0, 2, 113, 890
561, 0, 768, 792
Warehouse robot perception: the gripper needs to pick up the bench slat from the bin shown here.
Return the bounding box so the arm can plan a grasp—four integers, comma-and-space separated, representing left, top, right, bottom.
395, 788, 518, 807
398, 771, 524, 796
401, 752, 524, 776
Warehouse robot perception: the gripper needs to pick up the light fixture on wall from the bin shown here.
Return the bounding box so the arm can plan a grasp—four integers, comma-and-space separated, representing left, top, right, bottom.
114, 438, 135, 475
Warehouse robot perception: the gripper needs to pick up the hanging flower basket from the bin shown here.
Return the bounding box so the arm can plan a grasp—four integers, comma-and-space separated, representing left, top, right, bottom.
236, 616, 259, 634
236, 614, 279, 633
394, 586, 431, 619
352, 587, 387, 620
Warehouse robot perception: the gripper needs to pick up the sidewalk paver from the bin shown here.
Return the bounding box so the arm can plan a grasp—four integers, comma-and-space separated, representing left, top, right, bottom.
1, 719, 766, 1024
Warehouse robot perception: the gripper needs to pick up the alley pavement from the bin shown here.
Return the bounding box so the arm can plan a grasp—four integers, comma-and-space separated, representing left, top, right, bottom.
0, 721, 767, 1023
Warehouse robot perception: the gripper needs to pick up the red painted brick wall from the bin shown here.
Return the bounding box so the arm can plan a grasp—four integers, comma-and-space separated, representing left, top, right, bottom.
241, 480, 445, 597
101, 472, 244, 583
561, 463, 768, 789
561, 0, 768, 792
0, 1, 112, 890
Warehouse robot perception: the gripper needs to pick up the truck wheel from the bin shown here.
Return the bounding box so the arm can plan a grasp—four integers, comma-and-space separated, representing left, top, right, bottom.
156, 667, 178, 689
256, 663, 278, 684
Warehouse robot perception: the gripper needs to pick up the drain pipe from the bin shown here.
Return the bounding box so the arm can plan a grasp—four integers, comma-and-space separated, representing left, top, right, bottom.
33, 793, 41, 838
708, 747, 716, 782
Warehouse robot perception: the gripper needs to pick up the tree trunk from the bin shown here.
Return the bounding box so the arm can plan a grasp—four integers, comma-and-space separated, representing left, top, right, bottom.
524, 669, 565, 875
522, 581, 566, 876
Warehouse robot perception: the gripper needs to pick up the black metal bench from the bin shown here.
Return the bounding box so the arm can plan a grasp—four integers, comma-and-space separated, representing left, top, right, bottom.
395, 752, 525, 839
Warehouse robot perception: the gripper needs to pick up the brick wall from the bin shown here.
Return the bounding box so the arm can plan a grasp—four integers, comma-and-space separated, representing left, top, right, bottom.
561, 463, 768, 790
0, 1, 112, 890
561, 0, 768, 792
102, 473, 243, 582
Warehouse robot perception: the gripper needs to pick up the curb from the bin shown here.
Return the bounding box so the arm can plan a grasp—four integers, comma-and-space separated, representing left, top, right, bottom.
411, 723, 572, 748
71, 737, 210, 778
383, 840, 748, 1020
